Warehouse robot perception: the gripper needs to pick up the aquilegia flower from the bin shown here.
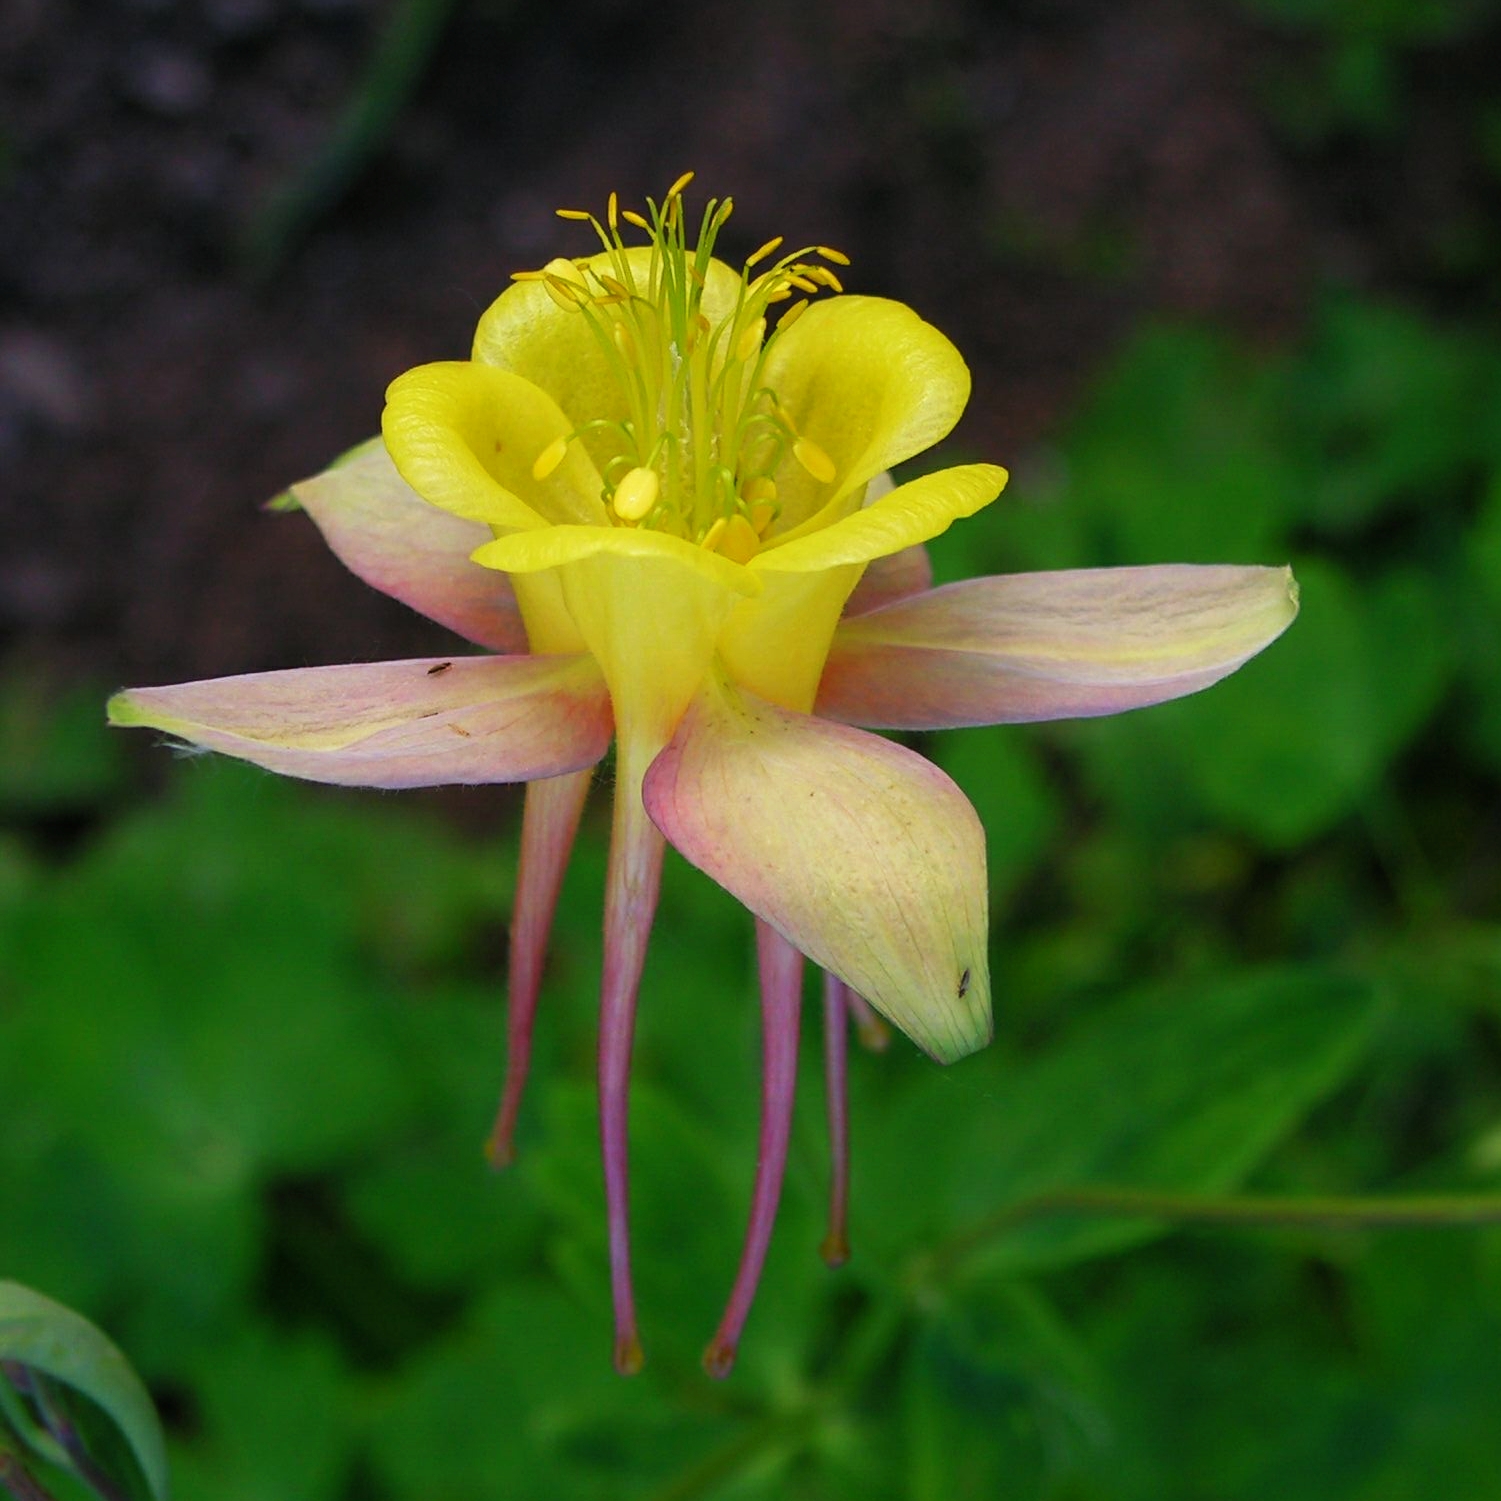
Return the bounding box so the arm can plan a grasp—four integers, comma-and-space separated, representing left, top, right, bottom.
110, 174, 1298, 1376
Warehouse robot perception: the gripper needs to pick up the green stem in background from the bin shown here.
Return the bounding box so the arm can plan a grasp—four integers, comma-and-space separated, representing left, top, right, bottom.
237, 0, 466, 277
21, 1371, 128, 1501
0, 1447, 58, 1501
921, 1186, 1501, 1283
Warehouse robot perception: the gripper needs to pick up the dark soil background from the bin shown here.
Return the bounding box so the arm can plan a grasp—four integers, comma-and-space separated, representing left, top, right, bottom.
0, 0, 1490, 683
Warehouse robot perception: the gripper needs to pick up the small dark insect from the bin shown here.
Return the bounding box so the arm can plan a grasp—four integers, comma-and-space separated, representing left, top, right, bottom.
957, 967, 971, 999
427, 662, 453, 675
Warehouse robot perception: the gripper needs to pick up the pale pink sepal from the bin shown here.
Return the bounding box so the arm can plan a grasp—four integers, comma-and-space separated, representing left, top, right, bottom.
818, 564, 1300, 730
108, 655, 613, 789
704, 921, 805, 1380
486, 767, 593, 1169
293, 439, 528, 653
641, 678, 991, 1064
599, 743, 668, 1376
842, 544, 933, 617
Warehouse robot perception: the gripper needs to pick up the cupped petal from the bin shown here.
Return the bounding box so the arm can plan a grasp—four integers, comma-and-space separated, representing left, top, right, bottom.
754, 463, 1006, 575
718, 564, 862, 714
478, 526, 754, 761
292, 438, 527, 653
382, 362, 607, 529
473, 523, 759, 598
108, 654, 614, 788
759, 296, 973, 535
641, 674, 991, 1063
818, 564, 1299, 729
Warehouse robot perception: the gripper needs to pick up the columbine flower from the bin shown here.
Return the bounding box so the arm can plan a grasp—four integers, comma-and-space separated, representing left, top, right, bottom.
109, 173, 1298, 1377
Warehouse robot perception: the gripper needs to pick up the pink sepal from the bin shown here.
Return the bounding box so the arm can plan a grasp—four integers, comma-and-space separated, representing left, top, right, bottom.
110, 654, 612, 788
819, 564, 1299, 729
294, 439, 528, 652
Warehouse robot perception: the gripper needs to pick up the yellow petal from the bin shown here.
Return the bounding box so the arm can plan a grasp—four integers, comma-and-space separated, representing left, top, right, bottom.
755, 463, 1006, 574
475, 526, 756, 752
758, 296, 972, 535
382, 362, 607, 530
719, 566, 862, 713
473, 523, 760, 599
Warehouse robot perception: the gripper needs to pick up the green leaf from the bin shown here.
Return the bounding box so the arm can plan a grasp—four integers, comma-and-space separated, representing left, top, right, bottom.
0, 673, 124, 814
928, 728, 1062, 904
1061, 324, 1296, 563
1295, 299, 1499, 533
167, 1327, 353, 1501
888, 966, 1379, 1276
0, 1281, 169, 1501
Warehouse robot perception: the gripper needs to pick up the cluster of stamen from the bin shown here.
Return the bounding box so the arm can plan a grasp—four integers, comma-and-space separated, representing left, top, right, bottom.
516, 171, 848, 563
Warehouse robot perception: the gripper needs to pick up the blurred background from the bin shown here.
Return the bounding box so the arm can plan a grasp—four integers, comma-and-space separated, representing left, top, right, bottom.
3, 0, 1501, 1495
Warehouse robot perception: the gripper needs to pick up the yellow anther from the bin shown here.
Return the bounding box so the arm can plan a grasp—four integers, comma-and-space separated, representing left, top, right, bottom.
622, 209, 651, 230
734, 316, 766, 364
608, 191, 619, 231
541, 256, 587, 309
509, 269, 545, 282
556, 208, 591, 221
611, 466, 659, 523
817, 245, 851, 266
777, 300, 809, 334
532, 436, 569, 480
742, 476, 777, 504
715, 197, 734, 227
745, 236, 784, 268
596, 273, 629, 298
750, 500, 777, 535
666, 169, 696, 199
806, 265, 843, 292
701, 517, 728, 552
687, 263, 706, 288
793, 436, 837, 484
785, 272, 819, 295
766, 285, 792, 303
612, 321, 637, 360
713, 514, 761, 564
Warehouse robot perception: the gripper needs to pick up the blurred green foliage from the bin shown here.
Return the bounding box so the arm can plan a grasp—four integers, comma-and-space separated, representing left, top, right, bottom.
4, 281, 1501, 1496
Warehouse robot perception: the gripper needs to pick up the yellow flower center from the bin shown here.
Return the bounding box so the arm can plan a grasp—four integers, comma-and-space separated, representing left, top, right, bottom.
513, 171, 850, 563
